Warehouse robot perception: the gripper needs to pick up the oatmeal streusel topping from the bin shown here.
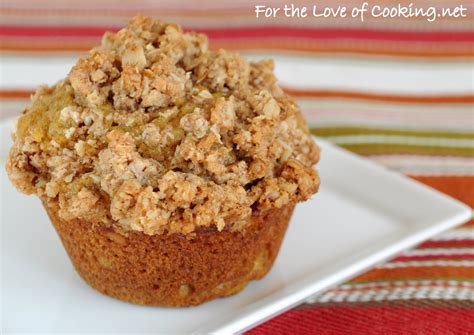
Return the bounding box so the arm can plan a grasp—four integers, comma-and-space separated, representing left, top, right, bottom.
6, 16, 319, 235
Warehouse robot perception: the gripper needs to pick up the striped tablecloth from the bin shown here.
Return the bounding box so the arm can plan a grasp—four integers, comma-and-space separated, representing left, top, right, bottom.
1, 1, 473, 333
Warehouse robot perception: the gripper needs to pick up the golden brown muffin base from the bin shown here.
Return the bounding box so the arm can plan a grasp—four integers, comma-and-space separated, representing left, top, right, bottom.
43, 200, 294, 307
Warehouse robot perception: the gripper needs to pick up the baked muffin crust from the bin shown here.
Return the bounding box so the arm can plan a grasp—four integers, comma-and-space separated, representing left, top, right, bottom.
7, 15, 319, 236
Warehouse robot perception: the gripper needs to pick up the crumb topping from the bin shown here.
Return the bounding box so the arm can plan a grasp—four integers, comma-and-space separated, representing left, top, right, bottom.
6, 15, 320, 235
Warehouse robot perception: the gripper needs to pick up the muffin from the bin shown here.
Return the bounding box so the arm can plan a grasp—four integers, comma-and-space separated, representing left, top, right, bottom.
6, 16, 320, 307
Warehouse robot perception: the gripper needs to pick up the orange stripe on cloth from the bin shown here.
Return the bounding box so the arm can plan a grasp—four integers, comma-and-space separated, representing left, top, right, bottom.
3, 39, 474, 58
461, 219, 474, 228
216, 41, 474, 58
409, 176, 474, 209
350, 266, 474, 283
284, 89, 474, 104
332, 282, 474, 292
2, 89, 473, 106
0, 90, 32, 99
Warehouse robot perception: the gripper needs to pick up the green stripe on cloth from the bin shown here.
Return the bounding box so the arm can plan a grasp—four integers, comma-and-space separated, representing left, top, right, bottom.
311, 127, 474, 139
335, 144, 474, 157
311, 126, 474, 156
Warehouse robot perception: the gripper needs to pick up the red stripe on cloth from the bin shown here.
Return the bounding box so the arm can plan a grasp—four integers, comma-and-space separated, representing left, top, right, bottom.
393, 254, 474, 262
1, 25, 473, 43
247, 306, 474, 334
418, 240, 474, 249
200, 27, 474, 42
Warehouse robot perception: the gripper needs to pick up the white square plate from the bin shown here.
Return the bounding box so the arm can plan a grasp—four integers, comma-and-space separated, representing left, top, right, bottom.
0, 118, 470, 334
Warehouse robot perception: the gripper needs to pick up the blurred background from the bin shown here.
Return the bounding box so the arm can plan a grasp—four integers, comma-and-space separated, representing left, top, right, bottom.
1, 0, 473, 333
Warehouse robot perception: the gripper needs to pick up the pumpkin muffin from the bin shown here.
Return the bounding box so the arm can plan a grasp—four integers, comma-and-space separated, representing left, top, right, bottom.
6, 15, 320, 307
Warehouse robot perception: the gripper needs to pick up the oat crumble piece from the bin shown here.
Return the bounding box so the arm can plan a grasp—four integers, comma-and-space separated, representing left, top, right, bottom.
6, 15, 320, 235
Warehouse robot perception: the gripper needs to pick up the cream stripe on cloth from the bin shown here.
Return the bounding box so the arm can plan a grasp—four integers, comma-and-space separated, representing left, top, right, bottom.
2, 54, 473, 94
